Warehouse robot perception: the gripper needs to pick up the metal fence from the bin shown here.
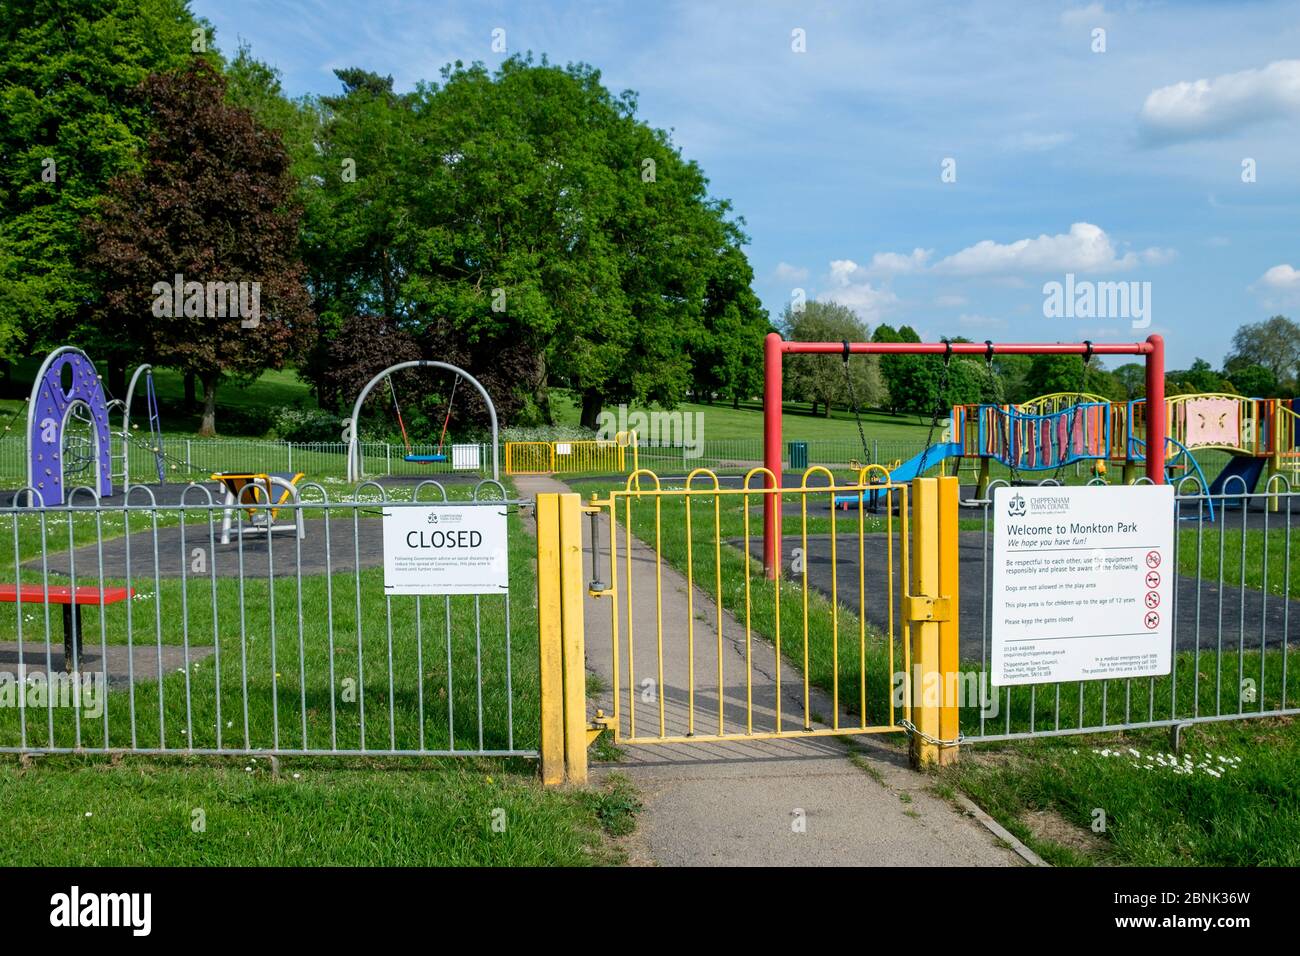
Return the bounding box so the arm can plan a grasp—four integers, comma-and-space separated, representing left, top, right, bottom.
0, 479, 536, 759
962, 477, 1300, 743
570, 467, 1299, 765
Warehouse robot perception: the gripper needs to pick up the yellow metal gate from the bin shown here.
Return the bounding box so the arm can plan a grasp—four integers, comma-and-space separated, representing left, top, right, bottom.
537, 470, 962, 785
506, 431, 638, 476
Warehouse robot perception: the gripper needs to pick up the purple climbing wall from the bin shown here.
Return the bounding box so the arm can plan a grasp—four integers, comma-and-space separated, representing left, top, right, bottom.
28, 350, 113, 505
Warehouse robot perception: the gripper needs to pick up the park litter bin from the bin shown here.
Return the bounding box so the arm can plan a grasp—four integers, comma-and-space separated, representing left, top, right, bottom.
788, 441, 808, 470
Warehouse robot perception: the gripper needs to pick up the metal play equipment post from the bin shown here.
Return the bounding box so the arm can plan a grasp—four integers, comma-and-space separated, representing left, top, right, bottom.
762, 333, 1165, 578
346, 360, 500, 483
26, 346, 114, 505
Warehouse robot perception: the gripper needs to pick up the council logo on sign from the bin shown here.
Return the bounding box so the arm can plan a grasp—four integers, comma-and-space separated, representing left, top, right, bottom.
1008, 493, 1026, 517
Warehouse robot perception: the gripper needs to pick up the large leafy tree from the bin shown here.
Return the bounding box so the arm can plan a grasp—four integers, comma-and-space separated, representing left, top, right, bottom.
0, 0, 208, 375
690, 246, 772, 408
82, 59, 315, 434
873, 324, 938, 415
781, 301, 884, 416
300, 56, 768, 430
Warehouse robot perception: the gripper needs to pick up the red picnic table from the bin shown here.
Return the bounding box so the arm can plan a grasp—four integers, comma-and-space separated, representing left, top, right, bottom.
0, 585, 135, 671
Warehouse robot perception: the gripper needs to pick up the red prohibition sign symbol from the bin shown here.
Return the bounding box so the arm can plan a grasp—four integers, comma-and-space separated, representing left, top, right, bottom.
1144, 611, 1160, 629
1146, 551, 1161, 568
1145, 570, 1161, 589
1145, 591, 1161, 609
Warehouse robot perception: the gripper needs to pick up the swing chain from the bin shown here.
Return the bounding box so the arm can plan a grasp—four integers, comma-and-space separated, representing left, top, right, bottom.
841, 340, 872, 467
1050, 340, 1094, 483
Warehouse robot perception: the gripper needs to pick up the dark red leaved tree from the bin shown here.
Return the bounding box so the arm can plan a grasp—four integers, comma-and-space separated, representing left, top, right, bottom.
84, 59, 315, 435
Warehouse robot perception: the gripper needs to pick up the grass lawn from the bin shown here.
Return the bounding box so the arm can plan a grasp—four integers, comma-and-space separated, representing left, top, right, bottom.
0, 478, 642, 866
1177, 524, 1300, 597
946, 717, 1300, 866
0, 756, 636, 866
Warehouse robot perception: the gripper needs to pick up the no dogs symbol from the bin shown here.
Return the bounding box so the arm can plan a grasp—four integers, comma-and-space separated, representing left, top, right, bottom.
1144, 611, 1160, 629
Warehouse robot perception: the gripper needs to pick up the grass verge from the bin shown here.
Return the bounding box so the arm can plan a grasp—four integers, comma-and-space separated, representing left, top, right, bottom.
0, 754, 630, 865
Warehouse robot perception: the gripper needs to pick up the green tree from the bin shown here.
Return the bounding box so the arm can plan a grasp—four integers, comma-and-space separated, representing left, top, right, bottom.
300, 56, 765, 429
0, 0, 209, 375
781, 301, 884, 416
874, 324, 944, 415
1226, 315, 1300, 391
1022, 354, 1116, 399
1112, 362, 1146, 400
1168, 358, 1227, 395
1222, 359, 1277, 398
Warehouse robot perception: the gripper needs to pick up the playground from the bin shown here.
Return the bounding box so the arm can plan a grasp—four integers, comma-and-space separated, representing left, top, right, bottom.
1, 335, 1298, 870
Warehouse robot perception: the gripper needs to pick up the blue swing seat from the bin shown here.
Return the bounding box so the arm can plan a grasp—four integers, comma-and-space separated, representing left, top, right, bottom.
404, 454, 447, 463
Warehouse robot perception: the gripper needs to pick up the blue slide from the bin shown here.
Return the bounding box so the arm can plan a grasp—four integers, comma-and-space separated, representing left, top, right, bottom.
1209, 455, 1265, 504
835, 442, 964, 507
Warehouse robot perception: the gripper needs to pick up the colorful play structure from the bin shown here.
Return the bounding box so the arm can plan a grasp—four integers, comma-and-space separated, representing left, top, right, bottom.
829, 389, 1300, 514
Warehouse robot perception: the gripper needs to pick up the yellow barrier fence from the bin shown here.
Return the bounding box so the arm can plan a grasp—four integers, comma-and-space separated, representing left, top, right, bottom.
506, 430, 639, 476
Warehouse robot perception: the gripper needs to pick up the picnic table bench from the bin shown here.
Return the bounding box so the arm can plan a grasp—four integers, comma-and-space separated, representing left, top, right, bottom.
0, 584, 134, 671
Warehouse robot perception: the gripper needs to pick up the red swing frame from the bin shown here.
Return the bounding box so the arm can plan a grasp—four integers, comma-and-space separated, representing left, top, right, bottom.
761, 332, 1166, 577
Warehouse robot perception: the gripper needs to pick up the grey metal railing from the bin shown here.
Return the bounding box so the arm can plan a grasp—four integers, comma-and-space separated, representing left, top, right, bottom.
962, 475, 1300, 743
0, 479, 535, 759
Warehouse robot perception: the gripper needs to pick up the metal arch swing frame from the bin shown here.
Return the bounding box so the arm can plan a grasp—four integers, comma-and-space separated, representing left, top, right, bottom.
119, 363, 166, 483
346, 360, 500, 482
762, 332, 1167, 577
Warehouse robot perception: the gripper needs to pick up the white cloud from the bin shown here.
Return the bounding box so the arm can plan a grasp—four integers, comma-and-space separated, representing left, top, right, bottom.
933, 222, 1161, 276
1258, 264, 1300, 289
773, 261, 809, 282
1141, 247, 1178, 266
865, 248, 932, 276
1258, 265, 1300, 291
935, 294, 968, 307
819, 260, 898, 322
1061, 3, 1110, 29
1251, 264, 1300, 307
1139, 59, 1300, 144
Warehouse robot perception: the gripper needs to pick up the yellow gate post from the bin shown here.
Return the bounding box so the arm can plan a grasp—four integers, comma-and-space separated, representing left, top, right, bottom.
907, 476, 960, 768
558, 492, 588, 785
937, 475, 961, 765
537, 494, 565, 785
537, 492, 589, 786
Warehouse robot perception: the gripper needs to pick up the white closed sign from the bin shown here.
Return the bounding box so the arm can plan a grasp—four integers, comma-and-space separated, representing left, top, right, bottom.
991, 484, 1175, 686
382, 505, 508, 595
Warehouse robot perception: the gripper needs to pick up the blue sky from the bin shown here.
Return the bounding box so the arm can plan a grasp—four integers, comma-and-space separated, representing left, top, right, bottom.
193, 0, 1300, 371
